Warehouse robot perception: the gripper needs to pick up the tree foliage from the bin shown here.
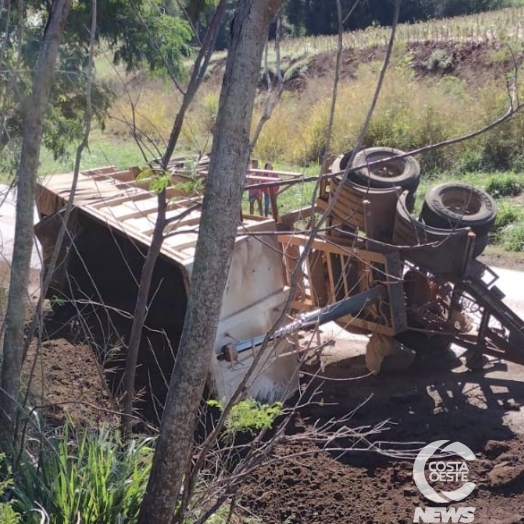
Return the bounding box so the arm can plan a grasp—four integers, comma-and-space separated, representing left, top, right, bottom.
0, 0, 194, 166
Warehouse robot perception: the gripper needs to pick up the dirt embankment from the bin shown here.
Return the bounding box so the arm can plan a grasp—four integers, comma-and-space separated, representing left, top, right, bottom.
285, 40, 522, 92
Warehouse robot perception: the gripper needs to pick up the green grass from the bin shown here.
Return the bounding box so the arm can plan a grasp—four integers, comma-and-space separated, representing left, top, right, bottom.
485, 174, 524, 197
9, 425, 262, 524
13, 427, 153, 523
37, 129, 153, 176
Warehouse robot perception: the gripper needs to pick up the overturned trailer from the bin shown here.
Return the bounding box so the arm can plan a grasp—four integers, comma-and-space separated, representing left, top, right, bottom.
35, 163, 302, 409
34, 150, 524, 412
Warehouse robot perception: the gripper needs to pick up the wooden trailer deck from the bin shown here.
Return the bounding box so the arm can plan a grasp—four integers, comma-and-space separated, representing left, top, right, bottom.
36, 165, 273, 269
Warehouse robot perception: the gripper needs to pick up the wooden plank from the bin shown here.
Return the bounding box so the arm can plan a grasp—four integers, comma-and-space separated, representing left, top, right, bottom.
307, 250, 328, 307
245, 174, 283, 183
80, 166, 117, 176
115, 197, 200, 221
316, 198, 328, 213
248, 168, 303, 177
89, 169, 137, 182
154, 215, 202, 237
325, 252, 336, 303
89, 190, 150, 209
340, 255, 350, 298
269, 191, 279, 222
336, 315, 397, 336
277, 233, 390, 264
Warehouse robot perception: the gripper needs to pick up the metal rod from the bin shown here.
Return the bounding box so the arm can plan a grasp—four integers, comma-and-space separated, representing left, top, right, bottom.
233, 285, 386, 354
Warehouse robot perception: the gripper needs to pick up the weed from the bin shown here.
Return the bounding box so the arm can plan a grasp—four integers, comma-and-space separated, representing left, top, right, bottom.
485, 174, 524, 197
424, 49, 454, 71
499, 223, 524, 251
208, 398, 284, 441
13, 427, 154, 523
49, 295, 66, 309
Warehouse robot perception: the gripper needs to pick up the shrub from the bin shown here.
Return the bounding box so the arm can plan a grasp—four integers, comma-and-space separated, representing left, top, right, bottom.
485, 174, 524, 198
208, 398, 284, 441
424, 49, 453, 71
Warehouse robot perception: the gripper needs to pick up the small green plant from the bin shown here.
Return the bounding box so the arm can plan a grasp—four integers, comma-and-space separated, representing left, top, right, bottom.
136, 167, 172, 193
49, 295, 66, 309
208, 398, 284, 440
485, 174, 524, 197
0, 454, 21, 524
176, 160, 205, 196
424, 49, 453, 71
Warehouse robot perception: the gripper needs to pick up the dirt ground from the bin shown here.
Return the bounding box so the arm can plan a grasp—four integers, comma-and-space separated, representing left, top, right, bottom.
272, 40, 521, 92
17, 295, 524, 523
239, 334, 524, 523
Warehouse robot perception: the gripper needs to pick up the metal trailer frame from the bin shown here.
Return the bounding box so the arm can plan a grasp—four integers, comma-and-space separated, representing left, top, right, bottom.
276, 172, 524, 370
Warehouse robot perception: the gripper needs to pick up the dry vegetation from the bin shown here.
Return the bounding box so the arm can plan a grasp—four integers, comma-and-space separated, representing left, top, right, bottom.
104, 7, 524, 170
99, 7, 524, 251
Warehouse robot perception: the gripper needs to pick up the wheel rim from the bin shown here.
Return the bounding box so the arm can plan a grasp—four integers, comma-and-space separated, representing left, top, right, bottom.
366, 152, 404, 178
441, 188, 481, 216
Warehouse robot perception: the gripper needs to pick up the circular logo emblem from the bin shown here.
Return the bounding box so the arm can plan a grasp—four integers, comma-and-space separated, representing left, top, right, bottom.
413, 440, 476, 503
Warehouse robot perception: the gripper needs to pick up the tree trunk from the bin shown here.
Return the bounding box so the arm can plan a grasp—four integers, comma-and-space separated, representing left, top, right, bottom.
121, 1, 227, 434
138, 1, 283, 522
0, 0, 72, 449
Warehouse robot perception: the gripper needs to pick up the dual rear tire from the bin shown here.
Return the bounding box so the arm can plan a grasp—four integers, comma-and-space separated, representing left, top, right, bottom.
420, 182, 496, 256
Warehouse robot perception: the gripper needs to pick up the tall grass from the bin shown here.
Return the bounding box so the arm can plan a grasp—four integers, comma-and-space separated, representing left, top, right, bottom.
101, 5, 524, 173
253, 60, 524, 172
13, 428, 153, 524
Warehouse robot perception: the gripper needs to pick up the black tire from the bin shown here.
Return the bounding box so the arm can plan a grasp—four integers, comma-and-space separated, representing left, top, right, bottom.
338, 150, 355, 171
329, 150, 355, 173
351, 147, 420, 193
331, 150, 373, 189
421, 183, 497, 236
393, 191, 472, 274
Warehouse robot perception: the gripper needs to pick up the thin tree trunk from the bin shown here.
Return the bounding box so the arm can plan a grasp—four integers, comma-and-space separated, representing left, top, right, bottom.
121, 0, 227, 435
138, 1, 283, 522
0, 0, 72, 449
121, 188, 166, 432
